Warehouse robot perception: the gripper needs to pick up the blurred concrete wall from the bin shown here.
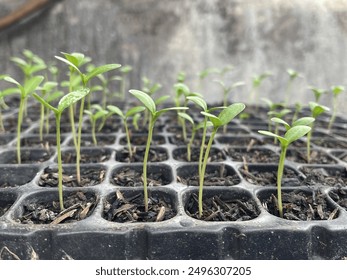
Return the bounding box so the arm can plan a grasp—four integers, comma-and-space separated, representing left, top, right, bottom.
1, 0, 347, 111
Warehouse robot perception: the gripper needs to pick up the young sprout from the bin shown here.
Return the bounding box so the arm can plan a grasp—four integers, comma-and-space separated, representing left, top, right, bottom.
285, 69, 301, 104
107, 105, 145, 158
3, 75, 44, 163
291, 102, 302, 123
214, 79, 245, 133
267, 108, 291, 143
132, 113, 141, 132
198, 67, 220, 80
177, 112, 212, 162
328, 85, 344, 131
141, 77, 162, 126
197, 103, 246, 217
84, 106, 109, 146
176, 71, 186, 83
250, 71, 272, 106
116, 65, 132, 100
55, 52, 120, 183
308, 86, 326, 103
130, 89, 188, 212
33, 88, 90, 210
0, 75, 19, 132
261, 98, 284, 131
258, 119, 312, 218
306, 102, 330, 163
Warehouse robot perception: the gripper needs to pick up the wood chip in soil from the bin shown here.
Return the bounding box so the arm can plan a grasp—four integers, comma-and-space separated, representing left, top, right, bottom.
38, 166, 105, 188
186, 193, 259, 221
18, 192, 98, 224
103, 190, 175, 222
263, 190, 338, 221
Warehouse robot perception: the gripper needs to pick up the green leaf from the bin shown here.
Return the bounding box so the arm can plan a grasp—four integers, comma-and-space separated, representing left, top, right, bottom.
309, 102, 329, 118
258, 130, 288, 146
94, 110, 109, 120
155, 95, 170, 106
120, 65, 133, 74
218, 103, 245, 126
178, 112, 194, 125
187, 95, 207, 111
24, 76, 44, 96
55, 55, 82, 75
285, 125, 311, 144
40, 81, 58, 92
156, 106, 188, 115
28, 64, 47, 75
195, 120, 213, 131
0, 87, 20, 98
32, 93, 58, 114
90, 85, 104, 92
271, 117, 290, 130
84, 64, 121, 83
61, 52, 85, 67
125, 106, 145, 118
107, 105, 125, 118
292, 117, 315, 127
58, 88, 90, 112
130, 89, 156, 115
46, 91, 63, 103
201, 111, 222, 127
199, 67, 219, 79
10, 57, 28, 67
174, 83, 190, 96
4, 76, 21, 87
332, 85, 345, 96
232, 81, 245, 88
84, 110, 93, 116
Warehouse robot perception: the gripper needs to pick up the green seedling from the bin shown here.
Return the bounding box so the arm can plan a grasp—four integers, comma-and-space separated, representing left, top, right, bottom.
107, 105, 145, 158
132, 113, 141, 131
141, 77, 162, 126
117, 65, 133, 100
177, 112, 212, 162
258, 120, 312, 217
177, 71, 186, 83
250, 71, 272, 107
328, 85, 344, 131
291, 102, 302, 123
37, 81, 61, 140
56, 52, 120, 183
285, 69, 301, 104
198, 67, 220, 80
268, 108, 291, 143
215, 79, 245, 133
4, 75, 44, 163
308, 86, 326, 103
307, 102, 330, 163
262, 98, 285, 131
33, 88, 90, 210
130, 89, 188, 212
84, 106, 109, 146
197, 103, 246, 217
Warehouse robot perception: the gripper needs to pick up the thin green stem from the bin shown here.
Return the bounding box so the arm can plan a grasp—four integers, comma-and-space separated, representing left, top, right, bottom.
45, 107, 50, 134
277, 145, 287, 218
39, 103, 44, 141
0, 110, 4, 132
306, 129, 312, 163
76, 97, 85, 184
17, 97, 25, 164
91, 119, 97, 146
55, 112, 64, 211
69, 105, 77, 149
187, 130, 196, 162
143, 117, 154, 212
124, 120, 133, 158
199, 116, 208, 176
198, 128, 217, 217
328, 97, 337, 131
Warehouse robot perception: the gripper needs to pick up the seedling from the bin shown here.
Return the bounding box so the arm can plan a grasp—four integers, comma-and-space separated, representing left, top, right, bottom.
285, 69, 301, 104
267, 108, 291, 143
84, 106, 109, 146
291, 102, 302, 123
306, 102, 330, 163
197, 103, 246, 217
214, 79, 245, 107
107, 105, 145, 158
258, 120, 312, 217
250, 71, 272, 106
177, 112, 212, 162
33, 88, 90, 210
262, 98, 285, 131
309, 86, 326, 103
130, 89, 188, 212
328, 85, 344, 131
3, 75, 44, 163
141, 77, 162, 126
115, 65, 132, 100
55, 52, 120, 183
132, 113, 141, 131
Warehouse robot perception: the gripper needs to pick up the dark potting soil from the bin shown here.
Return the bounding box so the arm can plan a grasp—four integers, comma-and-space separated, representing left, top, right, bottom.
2, 149, 53, 164
177, 166, 241, 187
116, 147, 168, 163
227, 148, 279, 163
329, 188, 347, 210
18, 191, 98, 224
262, 190, 338, 221
300, 167, 347, 187
286, 149, 337, 164
61, 149, 111, 163
186, 193, 259, 221
311, 138, 347, 149
239, 166, 303, 186
67, 135, 116, 146
173, 147, 225, 162
38, 166, 106, 188
169, 134, 213, 146
103, 190, 176, 222
20, 135, 59, 148
216, 136, 264, 147
119, 135, 166, 146
111, 167, 171, 187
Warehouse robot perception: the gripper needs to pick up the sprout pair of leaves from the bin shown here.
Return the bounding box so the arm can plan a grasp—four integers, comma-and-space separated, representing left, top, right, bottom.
309, 86, 326, 103
107, 105, 145, 158
3, 75, 44, 163
11, 50, 46, 79
214, 79, 245, 107
130, 89, 188, 212
33, 88, 90, 211
84, 105, 109, 146
258, 119, 313, 218
250, 71, 272, 106
328, 85, 345, 131
198, 65, 233, 80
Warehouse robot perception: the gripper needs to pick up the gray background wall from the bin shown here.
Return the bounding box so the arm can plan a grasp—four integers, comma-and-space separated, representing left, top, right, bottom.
1, 0, 347, 111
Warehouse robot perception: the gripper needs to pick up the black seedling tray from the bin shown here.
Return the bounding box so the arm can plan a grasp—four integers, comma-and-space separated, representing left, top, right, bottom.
1, 106, 347, 260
